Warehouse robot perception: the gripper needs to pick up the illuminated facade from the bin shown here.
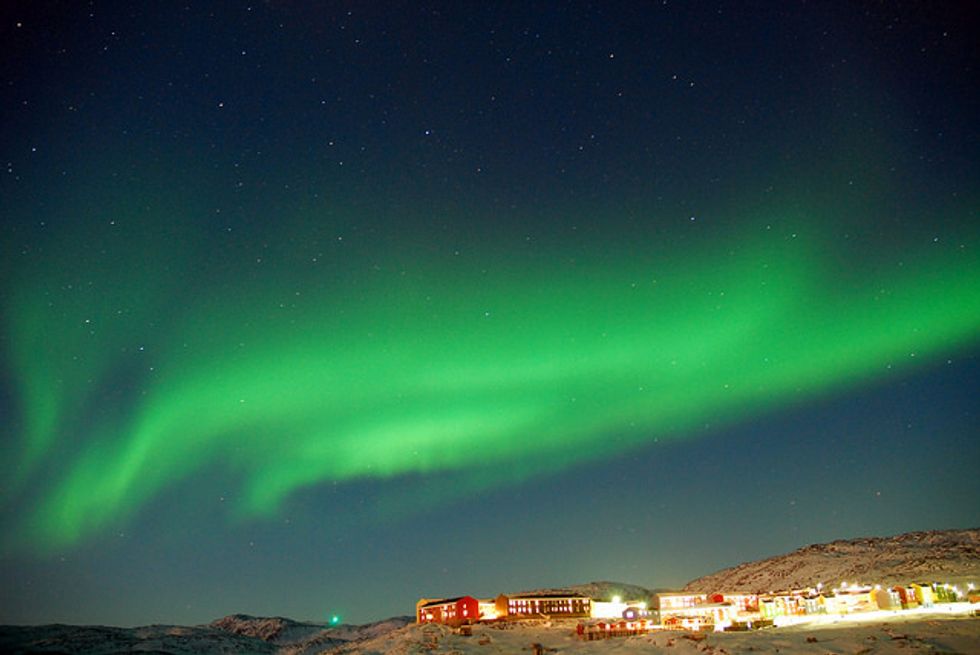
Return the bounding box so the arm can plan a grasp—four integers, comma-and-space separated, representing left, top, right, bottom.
893, 586, 919, 609
653, 592, 734, 631
911, 583, 934, 607
711, 592, 759, 614
801, 594, 838, 615
590, 598, 650, 620
653, 592, 708, 611
831, 586, 875, 614
414, 577, 975, 630
495, 593, 591, 619
932, 583, 962, 603
658, 603, 735, 631
759, 590, 809, 618
416, 596, 482, 624
478, 599, 499, 620
872, 586, 902, 610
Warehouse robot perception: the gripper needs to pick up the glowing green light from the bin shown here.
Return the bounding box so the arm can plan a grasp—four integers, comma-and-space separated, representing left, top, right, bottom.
3, 204, 979, 552
329, 614, 341, 626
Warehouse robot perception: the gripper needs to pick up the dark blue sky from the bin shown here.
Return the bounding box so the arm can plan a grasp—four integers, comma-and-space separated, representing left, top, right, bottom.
1, 1, 978, 626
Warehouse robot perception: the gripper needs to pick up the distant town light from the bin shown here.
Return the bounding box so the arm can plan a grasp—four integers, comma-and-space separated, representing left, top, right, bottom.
612, 595, 622, 604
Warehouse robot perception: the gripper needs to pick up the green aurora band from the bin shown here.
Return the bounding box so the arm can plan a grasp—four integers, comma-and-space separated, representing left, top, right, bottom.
3, 202, 979, 553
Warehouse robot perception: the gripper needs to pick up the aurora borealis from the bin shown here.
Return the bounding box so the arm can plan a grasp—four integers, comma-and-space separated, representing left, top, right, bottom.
2, 1, 978, 627
6, 210, 980, 551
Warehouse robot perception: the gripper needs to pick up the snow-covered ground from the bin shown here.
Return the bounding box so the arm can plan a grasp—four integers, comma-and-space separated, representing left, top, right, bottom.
0, 623, 278, 654
338, 606, 980, 654
2, 605, 977, 654
0, 616, 415, 655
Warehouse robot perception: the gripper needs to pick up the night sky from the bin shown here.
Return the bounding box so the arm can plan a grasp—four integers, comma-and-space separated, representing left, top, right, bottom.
1, 1, 978, 627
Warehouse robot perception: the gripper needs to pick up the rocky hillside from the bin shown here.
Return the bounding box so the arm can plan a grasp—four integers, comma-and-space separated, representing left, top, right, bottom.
208, 614, 413, 655
0, 616, 415, 655
209, 614, 324, 643
0, 623, 276, 654
685, 528, 980, 593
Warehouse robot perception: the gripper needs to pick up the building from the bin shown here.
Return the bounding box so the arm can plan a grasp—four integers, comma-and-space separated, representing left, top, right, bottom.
801, 594, 839, 615
911, 582, 934, 607
495, 593, 591, 619
831, 585, 876, 614
658, 603, 734, 631
758, 590, 813, 621
478, 598, 499, 621
932, 583, 961, 603
871, 586, 902, 610
654, 592, 734, 631
590, 598, 650, 620
416, 596, 482, 624
892, 586, 919, 609
653, 592, 708, 612
710, 592, 759, 616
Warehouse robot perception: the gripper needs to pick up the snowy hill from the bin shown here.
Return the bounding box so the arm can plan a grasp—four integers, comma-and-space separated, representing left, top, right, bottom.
0, 616, 414, 655
209, 614, 326, 644
207, 614, 413, 655
685, 528, 980, 593
0, 623, 277, 654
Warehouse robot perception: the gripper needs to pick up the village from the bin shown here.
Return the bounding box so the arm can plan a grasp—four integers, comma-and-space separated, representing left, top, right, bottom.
416, 580, 978, 640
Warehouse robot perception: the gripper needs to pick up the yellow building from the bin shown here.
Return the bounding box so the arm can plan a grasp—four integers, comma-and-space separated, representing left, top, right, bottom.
911, 583, 934, 607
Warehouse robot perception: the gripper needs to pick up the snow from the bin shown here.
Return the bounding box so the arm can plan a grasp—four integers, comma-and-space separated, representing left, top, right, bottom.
209, 614, 327, 643
205, 614, 415, 655
319, 606, 980, 654
685, 528, 980, 593
0, 623, 277, 654
0, 616, 415, 655
3, 607, 978, 654
3, 528, 977, 653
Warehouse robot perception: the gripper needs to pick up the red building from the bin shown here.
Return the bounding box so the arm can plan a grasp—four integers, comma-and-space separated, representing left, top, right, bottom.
416, 596, 481, 624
